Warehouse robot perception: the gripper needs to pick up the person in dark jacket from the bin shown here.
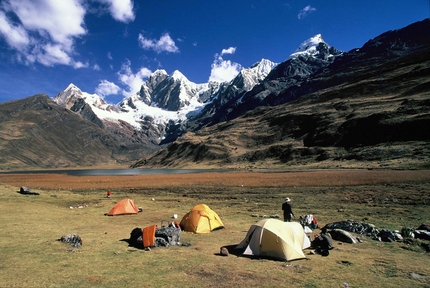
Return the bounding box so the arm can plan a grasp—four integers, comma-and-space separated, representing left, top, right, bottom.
282, 197, 294, 222
312, 227, 333, 256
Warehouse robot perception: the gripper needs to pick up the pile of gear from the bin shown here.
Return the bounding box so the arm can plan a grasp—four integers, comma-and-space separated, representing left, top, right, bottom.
129, 222, 181, 249
299, 214, 318, 230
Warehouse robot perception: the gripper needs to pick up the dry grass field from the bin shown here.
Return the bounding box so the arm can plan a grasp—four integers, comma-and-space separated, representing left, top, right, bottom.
0, 169, 429, 287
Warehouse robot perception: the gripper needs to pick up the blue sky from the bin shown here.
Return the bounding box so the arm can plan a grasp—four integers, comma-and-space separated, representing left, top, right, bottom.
0, 0, 428, 104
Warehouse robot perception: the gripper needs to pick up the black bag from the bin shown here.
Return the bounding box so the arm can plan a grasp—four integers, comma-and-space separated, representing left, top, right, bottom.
129, 227, 143, 248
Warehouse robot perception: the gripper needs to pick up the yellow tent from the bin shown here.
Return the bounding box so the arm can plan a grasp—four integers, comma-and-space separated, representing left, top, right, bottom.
235, 219, 310, 261
180, 204, 224, 233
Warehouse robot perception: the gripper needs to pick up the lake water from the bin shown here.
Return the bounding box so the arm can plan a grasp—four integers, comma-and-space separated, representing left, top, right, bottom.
0, 168, 228, 176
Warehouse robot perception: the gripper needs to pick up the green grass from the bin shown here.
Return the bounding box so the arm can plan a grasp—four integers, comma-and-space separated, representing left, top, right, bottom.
0, 178, 429, 287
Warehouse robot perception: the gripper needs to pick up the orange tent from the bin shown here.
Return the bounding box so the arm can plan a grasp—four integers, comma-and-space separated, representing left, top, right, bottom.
180, 204, 224, 233
107, 199, 139, 216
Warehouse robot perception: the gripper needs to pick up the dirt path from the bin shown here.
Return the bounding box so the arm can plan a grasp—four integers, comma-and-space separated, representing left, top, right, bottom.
1, 169, 430, 190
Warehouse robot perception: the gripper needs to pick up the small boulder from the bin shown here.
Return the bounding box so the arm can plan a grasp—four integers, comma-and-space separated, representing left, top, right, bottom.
59, 234, 82, 247
376, 229, 396, 242
330, 229, 357, 244
417, 224, 430, 232
220, 246, 229, 256
414, 230, 430, 241
19, 186, 40, 195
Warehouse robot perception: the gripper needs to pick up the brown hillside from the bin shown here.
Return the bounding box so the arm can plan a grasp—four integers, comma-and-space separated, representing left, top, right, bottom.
0, 95, 123, 170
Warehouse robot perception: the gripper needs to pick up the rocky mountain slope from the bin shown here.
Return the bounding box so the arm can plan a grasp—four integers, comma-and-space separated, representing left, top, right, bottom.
131, 19, 430, 169
0, 19, 429, 170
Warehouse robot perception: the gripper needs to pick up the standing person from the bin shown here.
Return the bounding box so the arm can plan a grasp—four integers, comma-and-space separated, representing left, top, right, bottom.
107, 190, 111, 198
282, 197, 294, 222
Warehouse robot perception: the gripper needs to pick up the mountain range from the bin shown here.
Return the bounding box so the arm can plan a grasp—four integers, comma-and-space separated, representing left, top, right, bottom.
1, 19, 429, 170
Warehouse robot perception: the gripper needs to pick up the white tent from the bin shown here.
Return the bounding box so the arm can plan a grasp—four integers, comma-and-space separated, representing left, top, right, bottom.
235, 219, 311, 261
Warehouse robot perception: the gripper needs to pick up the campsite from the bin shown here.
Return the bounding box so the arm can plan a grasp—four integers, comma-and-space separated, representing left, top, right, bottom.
0, 169, 429, 287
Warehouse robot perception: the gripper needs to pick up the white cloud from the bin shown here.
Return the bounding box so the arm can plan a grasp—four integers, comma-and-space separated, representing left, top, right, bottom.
95, 79, 121, 96
117, 59, 152, 96
208, 48, 242, 83
93, 64, 101, 70
0, 11, 30, 50
0, 0, 86, 67
298, 5, 316, 19
138, 33, 179, 54
7, 0, 86, 51
0, 0, 135, 68
221, 47, 236, 55
73, 61, 89, 69
35, 43, 73, 66
97, 0, 135, 23
107, 52, 113, 60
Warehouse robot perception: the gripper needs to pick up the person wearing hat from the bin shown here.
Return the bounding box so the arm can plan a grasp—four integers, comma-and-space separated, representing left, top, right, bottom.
282, 197, 295, 222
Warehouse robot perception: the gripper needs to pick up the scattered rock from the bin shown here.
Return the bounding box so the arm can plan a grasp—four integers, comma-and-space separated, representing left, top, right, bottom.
409, 272, 426, 279
59, 234, 82, 248
220, 246, 229, 256
19, 186, 40, 195
330, 229, 357, 244
414, 230, 430, 241
393, 230, 403, 241
377, 229, 396, 242
417, 224, 430, 232
324, 220, 379, 237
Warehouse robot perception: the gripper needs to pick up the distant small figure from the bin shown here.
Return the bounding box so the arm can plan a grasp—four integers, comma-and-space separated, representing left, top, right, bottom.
282, 197, 294, 222
107, 190, 111, 198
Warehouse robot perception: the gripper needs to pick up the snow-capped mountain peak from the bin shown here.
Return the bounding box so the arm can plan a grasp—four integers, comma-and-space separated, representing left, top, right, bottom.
149, 69, 169, 81
288, 34, 327, 59
249, 58, 278, 78
231, 58, 277, 91
54, 83, 108, 108
170, 70, 188, 82
54, 83, 82, 106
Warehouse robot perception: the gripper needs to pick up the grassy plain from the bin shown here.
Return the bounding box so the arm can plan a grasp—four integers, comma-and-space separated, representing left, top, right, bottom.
0, 170, 429, 287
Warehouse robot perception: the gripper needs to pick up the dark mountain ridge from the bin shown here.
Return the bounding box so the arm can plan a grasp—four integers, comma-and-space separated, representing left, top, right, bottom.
132, 19, 430, 169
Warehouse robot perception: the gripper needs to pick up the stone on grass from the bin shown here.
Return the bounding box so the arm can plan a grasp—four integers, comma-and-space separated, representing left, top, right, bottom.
330, 229, 357, 244
220, 246, 229, 256
19, 186, 40, 195
59, 234, 82, 247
